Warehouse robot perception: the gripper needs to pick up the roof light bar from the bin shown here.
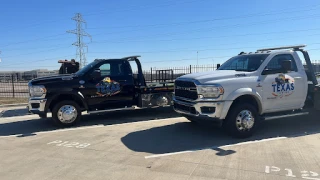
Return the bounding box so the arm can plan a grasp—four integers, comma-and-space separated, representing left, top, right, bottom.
122, 55, 141, 60
257, 44, 306, 52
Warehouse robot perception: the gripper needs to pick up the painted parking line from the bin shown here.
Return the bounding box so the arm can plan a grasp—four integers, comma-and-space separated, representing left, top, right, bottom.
144, 137, 287, 159
0, 117, 183, 138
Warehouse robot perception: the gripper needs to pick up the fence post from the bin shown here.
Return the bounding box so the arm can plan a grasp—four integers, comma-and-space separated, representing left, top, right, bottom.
11, 74, 15, 98
189, 65, 192, 73
150, 67, 153, 82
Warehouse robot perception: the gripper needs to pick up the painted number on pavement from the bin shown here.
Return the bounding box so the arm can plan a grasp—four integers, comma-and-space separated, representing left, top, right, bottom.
47, 140, 90, 149
265, 166, 319, 180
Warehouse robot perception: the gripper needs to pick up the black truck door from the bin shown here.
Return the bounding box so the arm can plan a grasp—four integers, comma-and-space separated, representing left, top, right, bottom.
83, 60, 135, 109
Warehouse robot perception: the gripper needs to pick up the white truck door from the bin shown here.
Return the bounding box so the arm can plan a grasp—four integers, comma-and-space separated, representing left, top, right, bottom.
260, 54, 305, 112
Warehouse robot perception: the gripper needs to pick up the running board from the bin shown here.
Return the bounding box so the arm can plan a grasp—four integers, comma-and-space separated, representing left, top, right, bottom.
263, 112, 309, 121
88, 107, 136, 114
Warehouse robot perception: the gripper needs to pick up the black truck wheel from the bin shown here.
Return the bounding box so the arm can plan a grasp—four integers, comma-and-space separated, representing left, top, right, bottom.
51, 100, 81, 127
223, 103, 259, 139
151, 94, 171, 106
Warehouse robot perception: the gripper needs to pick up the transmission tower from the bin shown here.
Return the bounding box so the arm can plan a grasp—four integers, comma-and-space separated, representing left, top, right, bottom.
67, 13, 92, 68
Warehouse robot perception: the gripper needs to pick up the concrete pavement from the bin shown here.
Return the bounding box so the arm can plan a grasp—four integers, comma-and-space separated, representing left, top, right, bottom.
0, 108, 320, 180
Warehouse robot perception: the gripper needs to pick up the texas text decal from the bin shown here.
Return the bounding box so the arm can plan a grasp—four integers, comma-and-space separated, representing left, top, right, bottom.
271, 74, 294, 98
96, 77, 121, 97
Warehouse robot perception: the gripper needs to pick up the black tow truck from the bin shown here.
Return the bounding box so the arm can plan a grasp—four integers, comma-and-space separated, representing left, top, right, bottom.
28, 56, 174, 126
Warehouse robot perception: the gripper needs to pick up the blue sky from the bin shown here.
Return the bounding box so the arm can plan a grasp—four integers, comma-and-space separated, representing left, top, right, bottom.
0, 0, 320, 71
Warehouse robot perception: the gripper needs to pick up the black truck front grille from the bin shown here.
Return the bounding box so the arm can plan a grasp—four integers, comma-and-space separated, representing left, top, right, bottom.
174, 80, 198, 100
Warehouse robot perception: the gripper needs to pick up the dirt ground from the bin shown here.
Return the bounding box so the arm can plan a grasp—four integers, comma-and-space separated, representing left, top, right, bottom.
0, 97, 28, 105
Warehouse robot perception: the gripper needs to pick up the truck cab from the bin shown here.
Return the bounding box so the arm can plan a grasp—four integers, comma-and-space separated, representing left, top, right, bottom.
173, 45, 320, 138
28, 56, 174, 126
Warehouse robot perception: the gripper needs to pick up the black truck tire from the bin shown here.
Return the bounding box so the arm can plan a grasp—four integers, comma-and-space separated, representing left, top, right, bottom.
223, 103, 260, 139
39, 114, 47, 119
51, 100, 81, 127
151, 94, 171, 106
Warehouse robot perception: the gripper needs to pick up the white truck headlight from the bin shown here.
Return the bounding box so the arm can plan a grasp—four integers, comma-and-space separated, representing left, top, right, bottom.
197, 85, 224, 98
29, 85, 46, 97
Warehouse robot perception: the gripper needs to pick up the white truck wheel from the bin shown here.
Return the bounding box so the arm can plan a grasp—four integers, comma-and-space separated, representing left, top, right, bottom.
223, 103, 260, 138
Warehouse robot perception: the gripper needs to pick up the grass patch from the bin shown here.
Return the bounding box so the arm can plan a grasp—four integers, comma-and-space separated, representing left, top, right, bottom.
0, 97, 28, 105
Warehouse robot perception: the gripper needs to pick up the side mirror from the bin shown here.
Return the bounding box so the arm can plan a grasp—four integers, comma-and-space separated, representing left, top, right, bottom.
91, 69, 101, 79
281, 60, 292, 73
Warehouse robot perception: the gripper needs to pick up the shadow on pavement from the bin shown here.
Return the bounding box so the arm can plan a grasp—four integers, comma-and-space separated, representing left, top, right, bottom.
0, 107, 179, 137
0, 108, 30, 118
121, 113, 320, 155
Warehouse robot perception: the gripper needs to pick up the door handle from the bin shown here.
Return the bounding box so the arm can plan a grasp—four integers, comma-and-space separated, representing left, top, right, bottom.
118, 80, 127, 82
294, 77, 302, 80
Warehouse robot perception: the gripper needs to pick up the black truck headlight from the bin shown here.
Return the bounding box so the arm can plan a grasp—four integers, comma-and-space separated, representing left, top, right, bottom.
29, 85, 46, 97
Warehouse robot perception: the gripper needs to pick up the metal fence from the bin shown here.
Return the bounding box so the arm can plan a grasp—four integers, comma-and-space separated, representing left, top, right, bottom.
143, 64, 218, 82
0, 63, 319, 98
0, 75, 29, 98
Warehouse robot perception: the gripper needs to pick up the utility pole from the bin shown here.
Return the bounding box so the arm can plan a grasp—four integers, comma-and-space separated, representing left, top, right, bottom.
0, 50, 2, 63
197, 51, 198, 65
67, 13, 92, 68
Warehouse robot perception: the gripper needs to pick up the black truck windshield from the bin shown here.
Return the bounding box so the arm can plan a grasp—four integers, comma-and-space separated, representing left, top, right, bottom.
75, 61, 99, 76
218, 54, 270, 72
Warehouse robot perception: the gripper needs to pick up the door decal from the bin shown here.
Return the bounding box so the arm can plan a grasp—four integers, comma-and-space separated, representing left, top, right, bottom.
95, 77, 121, 97
271, 74, 295, 98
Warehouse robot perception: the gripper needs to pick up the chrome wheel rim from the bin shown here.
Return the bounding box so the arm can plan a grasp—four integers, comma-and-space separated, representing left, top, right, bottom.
57, 105, 77, 123
156, 96, 169, 106
236, 110, 255, 131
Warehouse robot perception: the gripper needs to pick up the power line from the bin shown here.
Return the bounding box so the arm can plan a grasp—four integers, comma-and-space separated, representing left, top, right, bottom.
1, 32, 320, 63
1, 3, 319, 48
0, 0, 203, 32
67, 13, 92, 68
1, 43, 71, 52
92, 14, 320, 44
90, 33, 320, 54
0, 55, 75, 68
84, 0, 205, 17
1, 8, 319, 49
2, 26, 320, 56
1, 45, 72, 59
3, 47, 320, 69
87, 4, 320, 30
2, 39, 320, 67
0, 33, 69, 48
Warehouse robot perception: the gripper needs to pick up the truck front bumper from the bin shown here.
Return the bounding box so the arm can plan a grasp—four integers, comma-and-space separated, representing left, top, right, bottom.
28, 98, 47, 115
173, 97, 233, 120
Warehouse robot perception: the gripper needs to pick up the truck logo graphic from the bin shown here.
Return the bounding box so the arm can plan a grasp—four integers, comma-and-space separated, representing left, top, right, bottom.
271, 74, 295, 98
96, 77, 121, 97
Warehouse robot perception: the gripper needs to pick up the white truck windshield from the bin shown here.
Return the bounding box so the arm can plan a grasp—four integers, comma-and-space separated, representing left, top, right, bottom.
218, 54, 270, 72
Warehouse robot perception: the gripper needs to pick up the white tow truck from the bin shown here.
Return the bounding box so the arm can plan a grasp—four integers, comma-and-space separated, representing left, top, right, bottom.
173, 45, 320, 138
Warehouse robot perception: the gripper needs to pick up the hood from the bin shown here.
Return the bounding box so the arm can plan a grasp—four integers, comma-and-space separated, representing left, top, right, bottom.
177, 70, 249, 84
30, 74, 77, 85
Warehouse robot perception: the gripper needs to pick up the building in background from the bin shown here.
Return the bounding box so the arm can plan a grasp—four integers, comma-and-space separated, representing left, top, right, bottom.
0, 69, 58, 81
24, 69, 59, 78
